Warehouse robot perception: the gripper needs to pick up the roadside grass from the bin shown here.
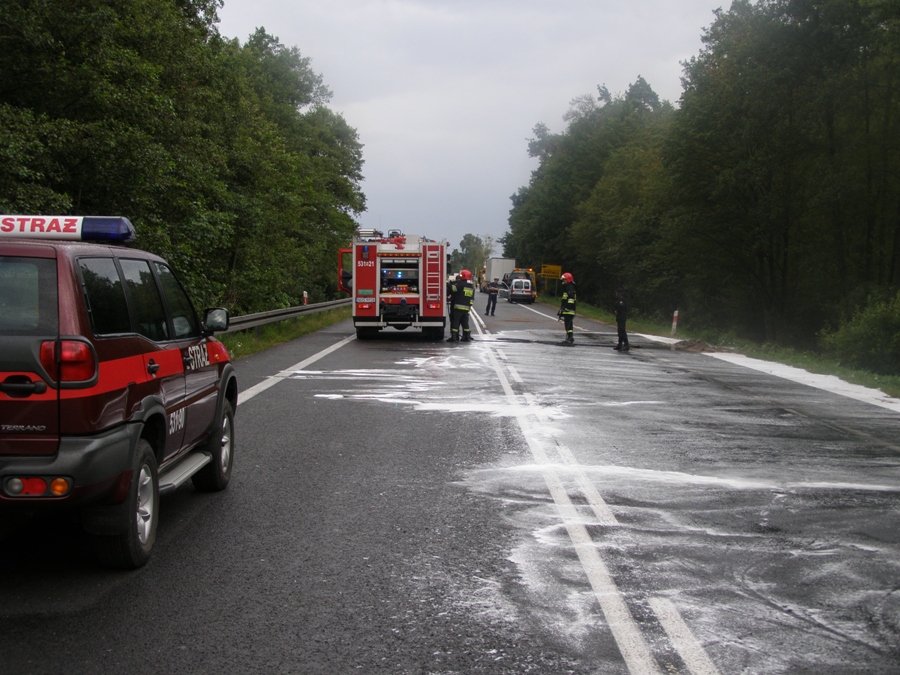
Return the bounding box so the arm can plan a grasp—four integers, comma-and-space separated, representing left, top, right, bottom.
538, 294, 900, 400
218, 306, 351, 360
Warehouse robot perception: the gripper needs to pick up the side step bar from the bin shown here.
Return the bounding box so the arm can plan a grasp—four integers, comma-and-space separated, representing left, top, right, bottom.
158, 451, 211, 495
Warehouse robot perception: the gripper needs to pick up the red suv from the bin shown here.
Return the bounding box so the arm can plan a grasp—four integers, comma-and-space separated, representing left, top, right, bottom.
0, 215, 237, 568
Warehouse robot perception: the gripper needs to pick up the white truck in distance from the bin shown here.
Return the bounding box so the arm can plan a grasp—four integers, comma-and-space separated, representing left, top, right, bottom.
481, 258, 515, 292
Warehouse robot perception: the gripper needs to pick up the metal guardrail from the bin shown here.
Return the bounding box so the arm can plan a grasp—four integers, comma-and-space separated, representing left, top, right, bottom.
224, 298, 351, 333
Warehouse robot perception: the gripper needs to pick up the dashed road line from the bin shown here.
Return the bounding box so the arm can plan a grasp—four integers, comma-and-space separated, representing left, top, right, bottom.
649, 597, 722, 675
478, 328, 663, 674
476, 311, 720, 674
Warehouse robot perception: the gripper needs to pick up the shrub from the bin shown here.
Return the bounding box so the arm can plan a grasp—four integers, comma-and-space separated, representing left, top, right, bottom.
820, 291, 900, 376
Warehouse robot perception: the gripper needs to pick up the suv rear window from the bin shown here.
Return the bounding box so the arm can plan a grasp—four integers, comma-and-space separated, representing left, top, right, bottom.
0, 256, 58, 334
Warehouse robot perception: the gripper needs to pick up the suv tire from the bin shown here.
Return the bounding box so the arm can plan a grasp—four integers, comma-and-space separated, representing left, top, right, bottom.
93, 439, 159, 569
192, 401, 234, 493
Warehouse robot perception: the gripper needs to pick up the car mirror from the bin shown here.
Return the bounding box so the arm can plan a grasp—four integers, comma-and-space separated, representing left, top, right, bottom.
203, 307, 229, 334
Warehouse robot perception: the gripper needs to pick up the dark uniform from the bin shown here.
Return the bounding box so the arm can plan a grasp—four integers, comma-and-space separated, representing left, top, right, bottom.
486, 278, 499, 315
448, 276, 475, 342
560, 277, 576, 343
614, 290, 629, 351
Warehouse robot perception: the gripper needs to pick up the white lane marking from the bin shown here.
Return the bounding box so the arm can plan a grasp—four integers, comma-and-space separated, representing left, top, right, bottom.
637, 333, 680, 345
471, 309, 488, 331
520, 392, 619, 527
480, 315, 618, 522
708, 352, 900, 415
506, 364, 524, 384
472, 310, 488, 334
480, 342, 661, 674
520, 302, 589, 332
482, 328, 716, 671
520, 303, 558, 320
553, 442, 619, 526
238, 335, 356, 405
648, 597, 722, 675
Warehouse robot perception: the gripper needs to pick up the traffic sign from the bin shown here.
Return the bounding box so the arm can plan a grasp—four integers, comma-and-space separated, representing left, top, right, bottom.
541, 264, 562, 278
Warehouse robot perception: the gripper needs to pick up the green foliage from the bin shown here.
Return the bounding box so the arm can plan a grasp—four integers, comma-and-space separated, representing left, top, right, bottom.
506, 0, 900, 374
0, 0, 364, 313
0, 104, 75, 213
450, 233, 496, 275
506, 77, 677, 309
820, 291, 900, 375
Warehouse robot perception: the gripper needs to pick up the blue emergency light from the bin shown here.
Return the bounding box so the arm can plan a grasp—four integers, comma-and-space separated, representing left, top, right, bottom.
80, 216, 136, 242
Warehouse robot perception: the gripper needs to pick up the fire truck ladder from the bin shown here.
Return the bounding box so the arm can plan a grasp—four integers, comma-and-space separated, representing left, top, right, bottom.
424, 247, 442, 301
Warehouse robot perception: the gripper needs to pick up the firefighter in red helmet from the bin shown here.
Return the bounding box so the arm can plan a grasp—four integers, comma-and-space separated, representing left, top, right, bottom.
448, 269, 475, 342
559, 272, 576, 343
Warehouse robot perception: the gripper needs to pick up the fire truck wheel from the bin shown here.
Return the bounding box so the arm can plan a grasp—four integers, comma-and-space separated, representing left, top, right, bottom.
356, 327, 378, 340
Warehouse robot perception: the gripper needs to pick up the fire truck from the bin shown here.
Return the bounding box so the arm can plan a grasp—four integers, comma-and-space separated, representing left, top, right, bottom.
338, 229, 449, 339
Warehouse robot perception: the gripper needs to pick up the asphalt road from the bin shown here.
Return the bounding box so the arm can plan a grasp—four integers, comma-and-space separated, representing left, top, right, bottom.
1, 300, 899, 674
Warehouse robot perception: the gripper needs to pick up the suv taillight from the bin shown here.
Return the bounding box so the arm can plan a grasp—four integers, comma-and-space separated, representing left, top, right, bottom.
40, 340, 97, 382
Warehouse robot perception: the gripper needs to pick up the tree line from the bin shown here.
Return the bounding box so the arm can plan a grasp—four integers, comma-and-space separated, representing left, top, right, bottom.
503, 0, 900, 375
449, 233, 497, 279
0, 0, 364, 313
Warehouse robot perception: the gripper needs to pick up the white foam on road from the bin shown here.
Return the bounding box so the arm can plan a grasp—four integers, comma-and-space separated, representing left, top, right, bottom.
504, 463, 900, 493
707, 353, 900, 414
637, 332, 900, 415
313, 393, 571, 419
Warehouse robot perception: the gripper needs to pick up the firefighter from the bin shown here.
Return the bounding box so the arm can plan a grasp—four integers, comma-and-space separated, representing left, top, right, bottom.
447, 273, 459, 321
613, 289, 629, 351
447, 269, 475, 342
485, 277, 499, 316
559, 272, 576, 343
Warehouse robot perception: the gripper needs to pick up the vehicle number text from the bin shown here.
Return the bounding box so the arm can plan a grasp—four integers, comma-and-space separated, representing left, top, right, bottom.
169, 408, 185, 435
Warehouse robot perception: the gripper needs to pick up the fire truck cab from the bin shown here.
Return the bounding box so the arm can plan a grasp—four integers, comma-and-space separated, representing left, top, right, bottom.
338, 229, 448, 339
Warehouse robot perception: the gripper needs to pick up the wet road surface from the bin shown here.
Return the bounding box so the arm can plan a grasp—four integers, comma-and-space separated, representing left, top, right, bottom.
1, 302, 898, 673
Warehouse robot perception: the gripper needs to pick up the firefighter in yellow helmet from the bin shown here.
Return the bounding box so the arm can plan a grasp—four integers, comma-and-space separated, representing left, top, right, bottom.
559, 272, 576, 343
448, 269, 475, 342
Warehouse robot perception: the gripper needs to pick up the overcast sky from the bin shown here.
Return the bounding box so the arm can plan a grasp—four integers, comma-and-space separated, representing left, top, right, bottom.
216, 0, 726, 251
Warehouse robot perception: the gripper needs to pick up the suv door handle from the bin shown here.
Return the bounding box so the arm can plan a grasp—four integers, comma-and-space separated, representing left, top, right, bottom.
0, 380, 48, 396
147, 359, 160, 375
